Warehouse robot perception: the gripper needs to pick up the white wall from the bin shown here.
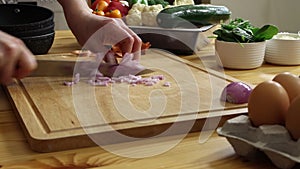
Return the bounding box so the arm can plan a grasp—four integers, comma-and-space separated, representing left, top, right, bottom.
211, 0, 300, 33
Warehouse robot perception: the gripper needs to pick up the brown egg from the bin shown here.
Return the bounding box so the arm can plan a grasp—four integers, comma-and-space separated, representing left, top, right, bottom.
248, 81, 289, 127
286, 95, 300, 140
273, 72, 300, 103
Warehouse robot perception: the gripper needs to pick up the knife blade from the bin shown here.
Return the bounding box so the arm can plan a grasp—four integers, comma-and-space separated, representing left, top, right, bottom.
29, 59, 77, 77
29, 57, 154, 77
136, 68, 155, 75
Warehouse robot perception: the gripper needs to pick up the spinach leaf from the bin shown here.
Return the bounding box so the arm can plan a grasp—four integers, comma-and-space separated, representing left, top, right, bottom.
214, 29, 237, 42
232, 27, 253, 42
253, 25, 279, 41
213, 18, 279, 43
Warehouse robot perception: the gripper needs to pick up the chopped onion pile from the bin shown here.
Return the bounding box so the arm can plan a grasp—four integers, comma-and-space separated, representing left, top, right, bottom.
111, 53, 146, 77
64, 73, 170, 87
221, 82, 252, 104
63, 53, 170, 87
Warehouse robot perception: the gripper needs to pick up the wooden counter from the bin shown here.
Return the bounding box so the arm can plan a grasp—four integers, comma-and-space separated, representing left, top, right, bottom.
0, 30, 299, 169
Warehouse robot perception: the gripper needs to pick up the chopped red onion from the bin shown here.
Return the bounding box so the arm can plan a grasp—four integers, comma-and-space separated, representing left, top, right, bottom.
144, 81, 155, 86
95, 71, 104, 78
74, 73, 80, 84
63, 81, 75, 86
90, 81, 109, 86
221, 82, 252, 104
163, 82, 171, 87
64, 73, 168, 87
109, 53, 146, 77
97, 76, 111, 81
152, 75, 164, 80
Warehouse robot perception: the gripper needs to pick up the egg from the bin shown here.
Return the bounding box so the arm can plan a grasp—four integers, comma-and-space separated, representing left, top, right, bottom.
285, 95, 300, 140
248, 81, 289, 127
273, 72, 300, 103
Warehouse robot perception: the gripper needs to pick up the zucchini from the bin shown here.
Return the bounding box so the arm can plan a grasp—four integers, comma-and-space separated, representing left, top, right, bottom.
156, 4, 231, 28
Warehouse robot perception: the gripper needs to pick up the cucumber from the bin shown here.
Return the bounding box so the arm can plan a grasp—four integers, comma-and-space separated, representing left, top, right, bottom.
156, 4, 231, 28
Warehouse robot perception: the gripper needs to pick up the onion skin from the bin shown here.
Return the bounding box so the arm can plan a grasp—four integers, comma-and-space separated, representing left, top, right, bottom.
221, 82, 253, 104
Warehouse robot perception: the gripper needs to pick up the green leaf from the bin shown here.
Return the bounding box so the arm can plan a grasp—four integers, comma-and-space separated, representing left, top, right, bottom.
212, 18, 279, 43
232, 27, 253, 43
253, 25, 279, 41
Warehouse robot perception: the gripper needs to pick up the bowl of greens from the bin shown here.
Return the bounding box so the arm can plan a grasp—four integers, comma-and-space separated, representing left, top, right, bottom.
213, 18, 279, 69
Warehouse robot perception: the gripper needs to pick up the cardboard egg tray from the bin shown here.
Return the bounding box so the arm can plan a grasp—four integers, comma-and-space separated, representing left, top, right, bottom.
217, 115, 300, 169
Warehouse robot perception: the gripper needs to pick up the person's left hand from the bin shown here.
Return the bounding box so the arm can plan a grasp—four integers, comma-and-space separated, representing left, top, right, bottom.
67, 11, 142, 61
0, 31, 37, 84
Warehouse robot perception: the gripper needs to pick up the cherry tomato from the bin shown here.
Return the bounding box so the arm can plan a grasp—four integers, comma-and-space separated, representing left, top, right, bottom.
91, 0, 110, 10
104, 1, 129, 17
96, 0, 109, 11
93, 10, 105, 16
105, 9, 122, 18
91, 0, 101, 10
104, 0, 111, 3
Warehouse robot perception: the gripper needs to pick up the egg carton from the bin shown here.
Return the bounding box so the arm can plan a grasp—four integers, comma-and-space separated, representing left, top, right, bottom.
217, 115, 300, 169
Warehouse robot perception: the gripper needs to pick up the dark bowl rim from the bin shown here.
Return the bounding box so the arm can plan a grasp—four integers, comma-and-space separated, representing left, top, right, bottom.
0, 4, 54, 28
11, 24, 55, 37
19, 32, 55, 40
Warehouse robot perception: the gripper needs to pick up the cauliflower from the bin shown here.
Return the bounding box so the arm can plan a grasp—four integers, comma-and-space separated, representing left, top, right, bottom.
173, 0, 194, 6
126, 3, 164, 27
131, 3, 147, 11
126, 9, 142, 26
164, 5, 174, 8
141, 4, 163, 27
125, 3, 146, 26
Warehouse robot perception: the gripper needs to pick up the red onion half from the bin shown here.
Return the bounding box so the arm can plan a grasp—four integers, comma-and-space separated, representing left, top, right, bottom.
221, 82, 253, 104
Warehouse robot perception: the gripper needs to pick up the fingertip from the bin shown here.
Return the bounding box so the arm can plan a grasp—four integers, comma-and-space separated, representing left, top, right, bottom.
133, 50, 141, 61
14, 48, 37, 79
14, 60, 37, 79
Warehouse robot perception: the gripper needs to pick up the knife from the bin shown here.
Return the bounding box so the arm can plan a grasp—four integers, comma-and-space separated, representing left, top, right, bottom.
29, 55, 154, 77
29, 59, 77, 77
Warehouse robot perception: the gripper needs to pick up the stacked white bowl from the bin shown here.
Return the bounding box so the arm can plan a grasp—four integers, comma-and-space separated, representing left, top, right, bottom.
215, 40, 266, 69
265, 32, 300, 65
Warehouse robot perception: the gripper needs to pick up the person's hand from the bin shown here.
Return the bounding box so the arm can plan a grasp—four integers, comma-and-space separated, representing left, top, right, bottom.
0, 31, 37, 84
58, 0, 142, 61
70, 12, 142, 61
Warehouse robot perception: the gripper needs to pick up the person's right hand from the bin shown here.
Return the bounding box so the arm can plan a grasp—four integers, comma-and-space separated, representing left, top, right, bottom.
0, 31, 37, 85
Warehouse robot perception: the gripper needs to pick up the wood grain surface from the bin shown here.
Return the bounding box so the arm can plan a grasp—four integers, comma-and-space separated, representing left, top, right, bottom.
4, 48, 248, 152
1, 30, 298, 169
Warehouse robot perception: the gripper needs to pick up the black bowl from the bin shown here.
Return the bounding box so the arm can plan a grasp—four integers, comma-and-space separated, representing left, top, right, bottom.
20, 32, 55, 55
0, 4, 54, 36
13, 24, 55, 38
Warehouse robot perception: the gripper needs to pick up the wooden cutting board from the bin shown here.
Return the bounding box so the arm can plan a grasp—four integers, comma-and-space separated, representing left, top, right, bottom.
4, 49, 249, 152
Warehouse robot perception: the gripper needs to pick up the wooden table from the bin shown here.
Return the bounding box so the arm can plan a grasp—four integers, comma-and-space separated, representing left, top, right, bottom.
0, 30, 299, 169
